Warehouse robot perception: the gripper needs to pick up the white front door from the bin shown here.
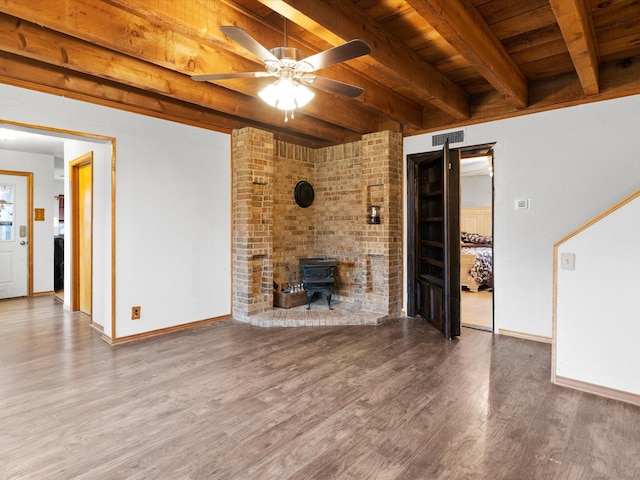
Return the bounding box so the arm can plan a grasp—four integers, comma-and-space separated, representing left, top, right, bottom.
0, 174, 28, 299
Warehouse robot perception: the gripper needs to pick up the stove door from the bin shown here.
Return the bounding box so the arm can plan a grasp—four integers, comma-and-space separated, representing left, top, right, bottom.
303, 265, 334, 283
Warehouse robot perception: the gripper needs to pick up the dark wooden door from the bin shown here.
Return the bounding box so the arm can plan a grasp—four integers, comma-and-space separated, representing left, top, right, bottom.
407, 143, 460, 339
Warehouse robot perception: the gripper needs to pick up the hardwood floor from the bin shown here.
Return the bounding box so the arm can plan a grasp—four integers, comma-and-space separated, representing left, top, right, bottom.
1, 296, 639, 479
461, 289, 493, 330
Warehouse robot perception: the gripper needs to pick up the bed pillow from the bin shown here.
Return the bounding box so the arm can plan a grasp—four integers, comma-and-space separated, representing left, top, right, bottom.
461, 231, 492, 245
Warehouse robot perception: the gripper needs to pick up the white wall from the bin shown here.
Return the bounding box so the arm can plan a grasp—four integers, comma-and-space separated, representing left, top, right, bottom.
112, 116, 231, 338
556, 195, 640, 395
0, 84, 231, 340
0, 150, 54, 293
64, 139, 112, 331
405, 94, 640, 339
461, 175, 492, 208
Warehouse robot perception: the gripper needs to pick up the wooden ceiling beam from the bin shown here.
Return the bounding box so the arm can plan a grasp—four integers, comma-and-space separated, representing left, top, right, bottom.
0, 53, 236, 133
0, 0, 381, 135
406, 0, 528, 109
0, 53, 340, 148
416, 54, 640, 134
104, 0, 424, 128
0, 14, 352, 144
257, 0, 470, 120
549, 0, 600, 96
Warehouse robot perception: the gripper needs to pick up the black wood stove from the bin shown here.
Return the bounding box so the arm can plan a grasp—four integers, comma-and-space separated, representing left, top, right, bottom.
299, 258, 337, 310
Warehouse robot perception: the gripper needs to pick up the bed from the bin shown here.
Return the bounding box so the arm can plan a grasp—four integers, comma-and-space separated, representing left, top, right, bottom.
460, 207, 493, 292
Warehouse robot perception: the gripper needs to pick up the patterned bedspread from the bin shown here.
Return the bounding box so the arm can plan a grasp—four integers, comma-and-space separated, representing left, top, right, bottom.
461, 246, 493, 286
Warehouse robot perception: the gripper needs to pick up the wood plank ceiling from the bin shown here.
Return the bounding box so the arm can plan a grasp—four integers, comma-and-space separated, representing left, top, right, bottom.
0, 0, 639, 147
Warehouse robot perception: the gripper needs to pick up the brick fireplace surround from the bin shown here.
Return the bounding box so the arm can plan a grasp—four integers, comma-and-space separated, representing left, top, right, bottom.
232, 127, 403, 327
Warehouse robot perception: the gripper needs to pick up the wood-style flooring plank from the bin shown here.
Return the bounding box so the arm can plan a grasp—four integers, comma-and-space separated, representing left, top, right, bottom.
1, 296, 639, 479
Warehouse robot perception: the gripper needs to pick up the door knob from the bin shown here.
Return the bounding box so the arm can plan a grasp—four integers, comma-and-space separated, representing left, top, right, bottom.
20, 241, 26, 246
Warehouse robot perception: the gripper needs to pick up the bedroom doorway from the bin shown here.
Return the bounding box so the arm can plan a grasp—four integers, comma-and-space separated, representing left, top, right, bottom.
406, 143, 461, 340
459, 147, 494, 331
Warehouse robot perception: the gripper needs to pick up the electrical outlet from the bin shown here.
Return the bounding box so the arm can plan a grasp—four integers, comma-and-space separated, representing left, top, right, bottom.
131, 306, 141, 320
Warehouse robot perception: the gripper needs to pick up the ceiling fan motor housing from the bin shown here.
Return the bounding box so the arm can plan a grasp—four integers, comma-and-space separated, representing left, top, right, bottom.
269, 47, 313, 72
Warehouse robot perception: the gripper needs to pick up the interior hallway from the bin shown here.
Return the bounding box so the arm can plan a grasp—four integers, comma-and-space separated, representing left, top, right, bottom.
1, 296, 638, 479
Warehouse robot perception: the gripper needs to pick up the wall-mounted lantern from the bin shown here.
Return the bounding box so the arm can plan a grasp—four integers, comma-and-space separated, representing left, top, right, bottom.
368, 205, 380, 224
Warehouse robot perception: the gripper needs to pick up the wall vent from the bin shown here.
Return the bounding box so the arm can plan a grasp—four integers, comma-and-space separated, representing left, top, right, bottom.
432, 130, 464, 146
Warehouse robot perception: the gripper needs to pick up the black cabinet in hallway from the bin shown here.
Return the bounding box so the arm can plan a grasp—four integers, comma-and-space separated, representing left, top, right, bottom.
54, 235, 64, 291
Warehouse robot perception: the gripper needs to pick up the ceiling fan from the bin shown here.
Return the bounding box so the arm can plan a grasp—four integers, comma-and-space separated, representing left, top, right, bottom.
192, 25, 372, 121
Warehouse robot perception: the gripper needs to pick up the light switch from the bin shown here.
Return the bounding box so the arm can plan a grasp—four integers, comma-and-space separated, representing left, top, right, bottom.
560, 252, 575, 270
515, 199, 530, 210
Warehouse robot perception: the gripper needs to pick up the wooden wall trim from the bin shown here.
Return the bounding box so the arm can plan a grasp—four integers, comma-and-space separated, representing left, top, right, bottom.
498, 328, 552, 344
90, 322, 104, 334
554, 189, 640, 248
0, 169, 33, 296
102, 315, 232, 346
31, 291, 54, 297
555, 375, 640, 407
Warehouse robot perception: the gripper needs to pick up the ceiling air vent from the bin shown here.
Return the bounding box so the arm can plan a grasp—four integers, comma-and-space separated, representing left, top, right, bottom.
432, 130, 464, 146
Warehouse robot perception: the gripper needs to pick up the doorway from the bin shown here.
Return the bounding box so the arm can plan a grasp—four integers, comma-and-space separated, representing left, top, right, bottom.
1, 120, 114, 337
407, 143, 495, 337
459, 150, 494, 331
70, 152, 93, 316
0, 171, 32, 299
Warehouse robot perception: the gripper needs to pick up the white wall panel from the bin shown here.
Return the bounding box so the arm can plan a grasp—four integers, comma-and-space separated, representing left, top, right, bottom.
405, 94, 640, 339
0, 84, 231, 339
556, 196, 640, 395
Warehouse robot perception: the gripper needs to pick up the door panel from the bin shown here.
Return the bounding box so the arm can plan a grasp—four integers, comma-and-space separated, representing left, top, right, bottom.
71, 153, 93, 316
0, 174, 28, 299
444, 144, 461, 338
78, 162, 92, 315
407, 144, 460, 339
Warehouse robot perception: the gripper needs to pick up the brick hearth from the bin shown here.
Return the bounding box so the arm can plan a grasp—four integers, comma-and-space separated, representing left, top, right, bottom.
247, 299, 387, 328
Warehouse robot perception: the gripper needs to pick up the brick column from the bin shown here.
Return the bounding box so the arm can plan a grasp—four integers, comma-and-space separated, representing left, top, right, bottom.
361, 131, 403, 318
232, 127, 275, 321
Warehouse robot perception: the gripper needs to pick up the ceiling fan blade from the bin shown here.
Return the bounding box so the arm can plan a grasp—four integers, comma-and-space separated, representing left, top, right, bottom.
220, 26, 279, 64
302, 76, 365, 98
300, 40, 371, 72
191, 72, 271, 82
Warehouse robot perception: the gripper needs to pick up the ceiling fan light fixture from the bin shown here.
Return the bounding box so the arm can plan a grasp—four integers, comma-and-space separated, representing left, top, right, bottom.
258, 78, 315, 121
258, 78, 315, 110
